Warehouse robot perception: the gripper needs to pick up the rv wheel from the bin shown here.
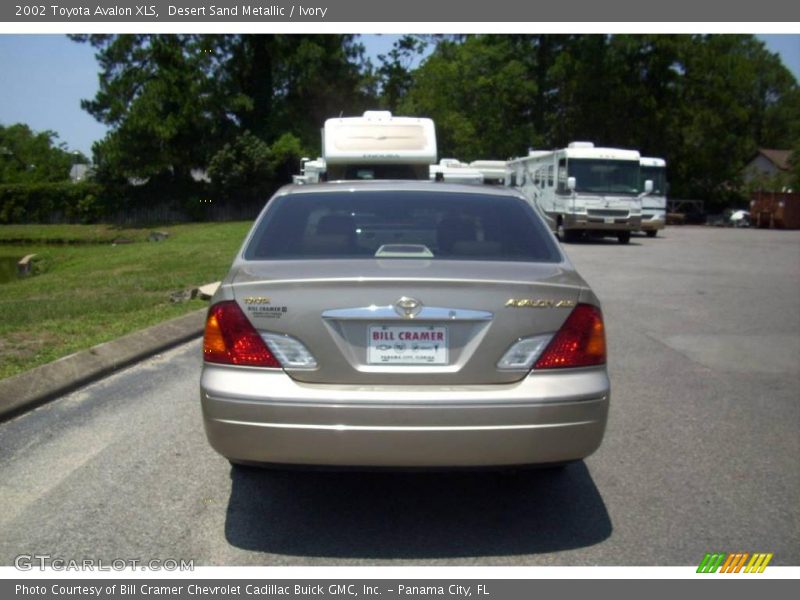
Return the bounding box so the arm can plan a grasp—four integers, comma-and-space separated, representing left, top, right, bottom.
557, 221, 573, 243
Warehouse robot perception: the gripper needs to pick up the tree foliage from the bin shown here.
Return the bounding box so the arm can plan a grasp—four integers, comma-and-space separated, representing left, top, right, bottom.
0, 123, 87, 184
71, 34, 374, 200
404, 34, 798, 207
207, 131, 305, 203
671, 35, 798, 202
372, 35, 430, 112
73, 33, 798, 210
401, 36, 538, 161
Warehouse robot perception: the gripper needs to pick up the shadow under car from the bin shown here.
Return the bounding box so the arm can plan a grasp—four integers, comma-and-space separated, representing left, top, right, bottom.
224, 461, 612, 560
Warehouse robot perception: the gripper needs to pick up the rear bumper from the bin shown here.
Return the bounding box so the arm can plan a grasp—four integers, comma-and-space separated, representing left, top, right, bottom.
200, 365, 610, 467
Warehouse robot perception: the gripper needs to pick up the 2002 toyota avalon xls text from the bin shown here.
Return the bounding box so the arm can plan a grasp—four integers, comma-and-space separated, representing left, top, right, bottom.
200, 181, 609, 468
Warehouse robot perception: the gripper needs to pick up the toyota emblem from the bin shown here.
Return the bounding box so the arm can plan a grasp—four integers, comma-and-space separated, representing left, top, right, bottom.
394, 296, 423, 319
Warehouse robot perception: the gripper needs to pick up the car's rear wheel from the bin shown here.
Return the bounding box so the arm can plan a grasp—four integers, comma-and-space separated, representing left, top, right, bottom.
646, 230, 657, 238
617, 231, 631, 244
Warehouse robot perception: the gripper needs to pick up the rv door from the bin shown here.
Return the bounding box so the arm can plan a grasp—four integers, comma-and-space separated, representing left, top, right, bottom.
567, 176, 577, 216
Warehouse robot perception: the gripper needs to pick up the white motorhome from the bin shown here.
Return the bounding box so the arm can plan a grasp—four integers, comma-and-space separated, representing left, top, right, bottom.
429, 158, 484, 184
508, 142, 651, 244
292, 157, 326, 185
469, 160, 508, 185
639, 157, 668, 237
322, 111, 437, 180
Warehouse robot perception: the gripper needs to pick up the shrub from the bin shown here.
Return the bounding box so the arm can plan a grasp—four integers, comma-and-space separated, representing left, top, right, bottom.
0, 182, 107, 224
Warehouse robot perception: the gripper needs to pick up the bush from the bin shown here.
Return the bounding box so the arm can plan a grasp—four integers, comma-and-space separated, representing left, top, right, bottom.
207, 131, 275, 204
0, 182, 107, 224
208, 131, 306, 204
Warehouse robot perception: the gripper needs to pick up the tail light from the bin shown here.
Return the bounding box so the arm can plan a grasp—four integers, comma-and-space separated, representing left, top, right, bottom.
203, 301, 281, 368
533, 304, 606, 370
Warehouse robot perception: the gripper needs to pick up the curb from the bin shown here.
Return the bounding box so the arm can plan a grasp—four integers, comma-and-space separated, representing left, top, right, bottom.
0, 308, 208, 422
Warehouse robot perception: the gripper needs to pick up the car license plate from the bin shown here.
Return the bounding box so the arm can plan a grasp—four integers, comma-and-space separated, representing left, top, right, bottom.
367, 325, 448, 365
604, 217, 615, 224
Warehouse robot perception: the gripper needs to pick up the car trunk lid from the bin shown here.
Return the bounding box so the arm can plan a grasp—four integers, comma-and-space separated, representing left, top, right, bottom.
232, 259, 586, 385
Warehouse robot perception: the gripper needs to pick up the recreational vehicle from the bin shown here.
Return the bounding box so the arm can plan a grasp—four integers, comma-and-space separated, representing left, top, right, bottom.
639, 157, 668, 237
429, 158, 484, 184
508, 142, 652, 244
292, 157, 326, 185
322, 111, 437, 180
469, 160, 509, 185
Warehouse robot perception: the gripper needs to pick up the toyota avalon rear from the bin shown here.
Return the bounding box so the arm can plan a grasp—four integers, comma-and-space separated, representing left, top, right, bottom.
200, 182, 609, 468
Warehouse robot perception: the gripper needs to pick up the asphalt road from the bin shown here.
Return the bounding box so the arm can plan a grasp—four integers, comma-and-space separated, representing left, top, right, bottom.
1, 226, 798, 566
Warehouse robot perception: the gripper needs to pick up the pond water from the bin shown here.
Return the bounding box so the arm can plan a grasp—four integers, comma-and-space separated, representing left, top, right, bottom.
0, 256, 21, 283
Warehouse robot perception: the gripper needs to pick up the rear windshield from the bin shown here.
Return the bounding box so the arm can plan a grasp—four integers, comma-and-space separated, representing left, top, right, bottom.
244, 190, 561, 263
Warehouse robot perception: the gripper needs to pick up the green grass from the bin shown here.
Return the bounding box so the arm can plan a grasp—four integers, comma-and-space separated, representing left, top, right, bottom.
0, 222, 252, 380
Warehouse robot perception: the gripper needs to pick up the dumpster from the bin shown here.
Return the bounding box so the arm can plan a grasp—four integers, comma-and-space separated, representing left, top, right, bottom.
750, 191, 800, 229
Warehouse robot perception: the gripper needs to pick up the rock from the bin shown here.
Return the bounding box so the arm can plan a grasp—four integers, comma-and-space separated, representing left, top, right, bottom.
195, 281, 221, 301
17, 254, 37, 276
149, 231, 169, 242
169, 290, 193, 303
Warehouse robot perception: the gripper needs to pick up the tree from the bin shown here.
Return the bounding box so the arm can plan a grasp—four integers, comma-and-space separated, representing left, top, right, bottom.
73, 34, 221, 197
205, 35, 375, 146
670, 35, 798, 204
543, 34, 797, 206
71, 34, 375, 199
401, 34, 798, 208
374, 35, 429, 112
73, 33, 798, 210
0, 123, 86, 184
207, 131, 306, 203
402, 36, 536, 160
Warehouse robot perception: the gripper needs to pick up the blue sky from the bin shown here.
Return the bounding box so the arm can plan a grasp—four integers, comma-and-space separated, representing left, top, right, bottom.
1, 34, 798, 157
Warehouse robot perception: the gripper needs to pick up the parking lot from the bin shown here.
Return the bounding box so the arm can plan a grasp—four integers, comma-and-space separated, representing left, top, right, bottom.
0, 226, 798, 566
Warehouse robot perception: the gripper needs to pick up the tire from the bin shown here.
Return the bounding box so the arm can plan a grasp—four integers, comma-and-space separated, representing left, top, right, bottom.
617, 231, 631, 244
557, 220, 579, 243
556, 220, 567, 242
646, 230, 657, 238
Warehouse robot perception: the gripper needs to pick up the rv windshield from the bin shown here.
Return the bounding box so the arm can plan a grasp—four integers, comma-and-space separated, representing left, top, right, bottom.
568, 159, 641, 194
640, 166, 667, 195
